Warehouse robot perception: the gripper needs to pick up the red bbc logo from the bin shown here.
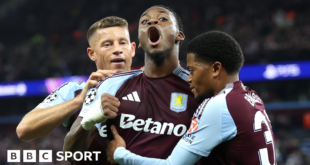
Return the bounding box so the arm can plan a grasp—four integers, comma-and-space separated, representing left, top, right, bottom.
188, 118, 198, 133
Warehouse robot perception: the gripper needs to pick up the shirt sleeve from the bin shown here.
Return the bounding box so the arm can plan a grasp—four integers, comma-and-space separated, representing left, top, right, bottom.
114, 145, 201, 165
178, 96, 237, 157
34, 81, 85, 127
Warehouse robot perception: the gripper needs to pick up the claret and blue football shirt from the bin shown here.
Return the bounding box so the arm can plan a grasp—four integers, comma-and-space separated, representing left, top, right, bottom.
79, 66, 199, 159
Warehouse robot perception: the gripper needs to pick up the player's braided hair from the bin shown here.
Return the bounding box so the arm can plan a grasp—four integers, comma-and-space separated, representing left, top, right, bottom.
187, 30, 245, 75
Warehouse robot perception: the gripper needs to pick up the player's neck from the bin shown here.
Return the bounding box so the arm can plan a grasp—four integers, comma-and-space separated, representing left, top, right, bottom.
214, 74, 239, 96
144, 48, 179, 78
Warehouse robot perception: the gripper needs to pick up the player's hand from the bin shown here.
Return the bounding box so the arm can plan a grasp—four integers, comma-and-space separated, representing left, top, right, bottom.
100, 93, 120, 119
111, 125, 126, 148
78, 70, 118, 103
106, 125, 126, 164
81, 94, 120, 130
106, 140, 118, 164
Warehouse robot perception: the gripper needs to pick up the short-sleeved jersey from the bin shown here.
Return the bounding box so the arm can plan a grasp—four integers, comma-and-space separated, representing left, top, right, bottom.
36, 81, 85, 127
179, 81, 276, 165
35, 81, 109, 165
79, 66, 198, 160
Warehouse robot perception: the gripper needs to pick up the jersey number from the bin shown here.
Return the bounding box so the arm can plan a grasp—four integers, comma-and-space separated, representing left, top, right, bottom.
253, 110, 276, 165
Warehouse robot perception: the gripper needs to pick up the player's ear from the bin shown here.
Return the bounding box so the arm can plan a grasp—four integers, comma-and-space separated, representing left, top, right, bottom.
130, 42, 136, 57
87, 47, 96, 62
212, 61, 222, 77
176, 31, 185, 42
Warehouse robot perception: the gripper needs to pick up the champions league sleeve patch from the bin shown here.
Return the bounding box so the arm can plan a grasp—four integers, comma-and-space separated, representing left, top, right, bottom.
43, 93, 58, 103
84, 88, 97, 105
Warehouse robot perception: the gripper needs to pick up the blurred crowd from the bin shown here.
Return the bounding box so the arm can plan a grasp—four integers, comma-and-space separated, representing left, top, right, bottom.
1, 0, 310, 82
268, 111, 310, 165
246, 79, 310, 103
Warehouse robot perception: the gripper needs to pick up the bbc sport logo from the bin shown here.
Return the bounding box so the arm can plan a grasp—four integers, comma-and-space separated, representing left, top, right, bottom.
7, 150, 101, 163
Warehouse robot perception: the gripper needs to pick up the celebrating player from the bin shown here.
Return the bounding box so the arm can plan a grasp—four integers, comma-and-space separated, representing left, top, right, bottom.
108, 31, 277, 165
16, 16, 135, 165
64, 5, 198, 162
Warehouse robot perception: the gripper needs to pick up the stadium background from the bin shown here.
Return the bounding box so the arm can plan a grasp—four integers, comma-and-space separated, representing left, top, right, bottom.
1, 0, 310, 164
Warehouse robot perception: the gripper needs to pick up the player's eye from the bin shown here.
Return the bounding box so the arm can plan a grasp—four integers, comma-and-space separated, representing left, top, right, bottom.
159, 17, 168, 22
141, 19, 149, 25
121, 41, 127, 45
103, 43, 110, 47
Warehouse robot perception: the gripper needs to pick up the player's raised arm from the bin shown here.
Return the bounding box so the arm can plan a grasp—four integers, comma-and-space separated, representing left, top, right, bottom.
16, 70, 115, 141
63, 93, 120, 153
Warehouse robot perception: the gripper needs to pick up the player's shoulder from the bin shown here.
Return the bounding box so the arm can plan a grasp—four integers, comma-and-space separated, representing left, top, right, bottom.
36, 81, 85, 109
173, 65, 189, 81
53, 81, 85, 94
82, 70, 142, 106
208, 84, 234, 107
197, 83, 235, 117
111, 69, 143, 78
226, 81, 264, 108
97, 69, 142, 88
66, 81, 85, 89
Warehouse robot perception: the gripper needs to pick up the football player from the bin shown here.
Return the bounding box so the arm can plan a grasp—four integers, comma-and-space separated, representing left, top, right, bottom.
17, 16, 135, 165
109, 31, 277, 165
64, 5, 199, 163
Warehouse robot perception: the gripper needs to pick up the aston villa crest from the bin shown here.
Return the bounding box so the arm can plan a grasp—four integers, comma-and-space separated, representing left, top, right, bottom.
170, 93, 188, 113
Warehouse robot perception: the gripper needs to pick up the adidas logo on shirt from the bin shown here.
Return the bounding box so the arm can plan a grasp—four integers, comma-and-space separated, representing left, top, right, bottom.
122, 91, 140, 102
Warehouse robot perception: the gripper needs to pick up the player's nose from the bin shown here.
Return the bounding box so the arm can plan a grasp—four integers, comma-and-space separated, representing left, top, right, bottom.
113, 42, 123, 55
147, 19, 159, 26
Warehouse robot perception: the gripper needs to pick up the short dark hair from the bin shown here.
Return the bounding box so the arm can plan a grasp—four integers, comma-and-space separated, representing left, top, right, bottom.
187, 30, 244, 75
87, 16, 128, 42
153, 5, 183, 32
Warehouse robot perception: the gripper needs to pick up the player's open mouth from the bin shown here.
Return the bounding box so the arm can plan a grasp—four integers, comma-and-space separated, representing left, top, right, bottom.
111, 58, 125, 64
148, 27, 160, 46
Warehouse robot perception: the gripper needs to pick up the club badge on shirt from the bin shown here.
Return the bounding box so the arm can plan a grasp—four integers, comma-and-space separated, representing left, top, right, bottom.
170, 93, 188, 113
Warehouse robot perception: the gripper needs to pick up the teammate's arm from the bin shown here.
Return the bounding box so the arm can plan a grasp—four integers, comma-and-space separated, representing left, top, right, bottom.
16, 70, 115, 141
110, 126, 201, 165
63, 117, 98, 154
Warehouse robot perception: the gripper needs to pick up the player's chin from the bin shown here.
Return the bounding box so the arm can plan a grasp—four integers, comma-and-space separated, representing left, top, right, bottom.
147, 43, 165, 52
194, 94, 206, 104
110, 62, 126, 71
